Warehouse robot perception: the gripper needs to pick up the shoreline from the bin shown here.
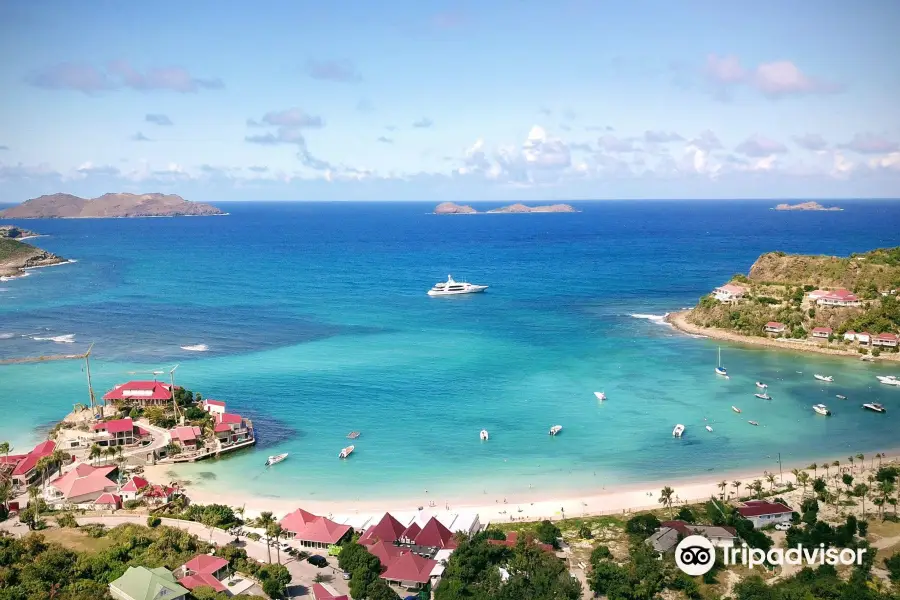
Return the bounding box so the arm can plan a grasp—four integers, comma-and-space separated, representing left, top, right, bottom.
666, 310, 900, 363
0, 258, 76, 279
145, 449, 900, 523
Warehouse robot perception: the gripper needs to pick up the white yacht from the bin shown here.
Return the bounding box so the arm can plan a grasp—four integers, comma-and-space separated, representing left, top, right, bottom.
863, 403, 886, 413
813, 404, 832, 416
754, 392, 772, 400
265, 453, 288, 467
480, 429, 489, 441
549, 425, 563, 436
594, 392, 607, 401
705, 425, 713, 432
427, 275, 488, 296
876, 375, 900, 386
672, 424, 685, 437
755, 381, 767, 389
339, 445, 355, 459
814, 374, 833, 382
732, 406, 742, 413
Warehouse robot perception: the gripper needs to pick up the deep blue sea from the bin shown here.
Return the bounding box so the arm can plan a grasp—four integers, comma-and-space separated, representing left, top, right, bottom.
2, 200, 899, 503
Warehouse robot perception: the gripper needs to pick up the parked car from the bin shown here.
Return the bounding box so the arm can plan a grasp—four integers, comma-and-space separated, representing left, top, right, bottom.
342, 571, 351, 580
307, 554, 328, 568
774, 522, 791, 531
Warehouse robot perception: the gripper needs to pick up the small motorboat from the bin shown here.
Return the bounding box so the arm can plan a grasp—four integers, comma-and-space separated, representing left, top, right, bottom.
863, 403, 886, 413
347, 431, 361, 439
705, 425, 713, 432
339, 445, 355, 459
672, 424, 685, 437
748, 420, 759, 426
594, 392, 607, 401
860, 355, 874, 362
836, 395, 846, 400
732, 406, 742, 413
480, 429, 489, 441
814, 374, 834, 382
754, 393, 772, 400
755, 382, 768, 389
813, 404, 831, 416
549, 425, 563, 436
266, 453, 288, 467
877, 376, 900, 387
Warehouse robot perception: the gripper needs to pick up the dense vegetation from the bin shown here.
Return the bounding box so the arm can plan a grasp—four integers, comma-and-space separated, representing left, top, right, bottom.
0, 523, 276, 600
0, 238, 35, 262
337, 542, 400, 600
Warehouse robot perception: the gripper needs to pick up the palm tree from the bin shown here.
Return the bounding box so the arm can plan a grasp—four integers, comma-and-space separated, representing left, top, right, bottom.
732, 480, 742, 499
34, 456, 53, 491
854, 484, 869, 517
0, 441, 10, 472
856, 454, 865, 473
0, 479, 12, 514
751, 480, 764, 499
256, 511, 276, 563
49, 449, 67, 479
104, 447, 116, 465
880, 481, 897, 517
658, 486, 675, 516
873, 496, 885, 519
718, 480, 727, 500
808, 463, 818, 479
765, 473, 777, 493
823, 462, 831, 480
115, 445, 124, 463
877, 453, 884, 468
267, 522, 285, 564
797, 471, 810, 496
89, 444, 102, 465
27, 485, 41, 527
848, 456, 855, 474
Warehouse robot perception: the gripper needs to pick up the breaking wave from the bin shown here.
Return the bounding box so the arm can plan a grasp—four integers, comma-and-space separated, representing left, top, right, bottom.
32, 333, 76, 343
180, 343, 209, 352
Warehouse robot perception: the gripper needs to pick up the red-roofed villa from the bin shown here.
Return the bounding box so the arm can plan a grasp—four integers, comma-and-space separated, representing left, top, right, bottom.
213, 413, 254, 448
816, 289, 861, 307
91, 417, 147, 448
280, 508, 353, 549
201, 399, 226, 416
764, 321, 786, 334
103, 380, 179, 407
45, 463, 118, 507
713, 283, 747, 303
737, 500, 793, 528
170, 426, 204, 452
93, 492, 122, 510
359, 512, 407, 546
873, 332, 899, 348
312, 583, 349, 600
811, 326, 833, 340
119, 476, 150, 502
380, 552, 440, 590
177, 554, 229, 594
9, 440, 57, 488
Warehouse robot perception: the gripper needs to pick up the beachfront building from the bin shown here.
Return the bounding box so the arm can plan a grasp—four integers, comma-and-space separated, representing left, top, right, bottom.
313, 583, 349, 600
488, 531, 555, 553
280, 508, 353, 549
816, 289, 862, 307
380, 552, 441, 592
118, 476, 149, 502
873, 333, 899, 348
213, 412, 254, 448
857, 331, 872, 345
712, 283, 747, 303
170, 425, 204, 452
93, 492, 122, 510
109, 566, 188, 600
143, 484, 177, 506
90, 418, 149, 448
647, 521, 737, 553
6, 440, 56, 488
737, 500, 793, 529
359, 512, 407, 546
44, 463, 118, 508
811, 327, 833, 340
103, 380, 177, 407
764, 321, 786, 335
201, 398, 226, 416
177, 554, 229, 595
844, 330, 858, 342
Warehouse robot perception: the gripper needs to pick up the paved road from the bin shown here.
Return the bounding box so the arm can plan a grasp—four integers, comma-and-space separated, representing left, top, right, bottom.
1, 514, 351, 599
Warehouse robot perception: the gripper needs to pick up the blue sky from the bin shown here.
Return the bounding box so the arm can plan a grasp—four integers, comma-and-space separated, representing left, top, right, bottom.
1, 0, 899, 201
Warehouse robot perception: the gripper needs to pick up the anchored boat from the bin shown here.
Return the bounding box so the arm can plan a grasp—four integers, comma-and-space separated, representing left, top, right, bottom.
813, 404, 832, 416
672, 424, 685, 437
339, 445, 355, 459
549, 425, 563, 436
814, 374, 834, 382
594, 392, 607, 401
480, 429, 489, 441
265, 453, 288, 467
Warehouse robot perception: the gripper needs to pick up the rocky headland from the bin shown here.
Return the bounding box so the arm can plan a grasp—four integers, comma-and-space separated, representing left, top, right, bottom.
0, 225, 39, 239
434, 202, 577, 214
0, 192, 224, 219
0, 237, 68, 278
773, 202, 842, 211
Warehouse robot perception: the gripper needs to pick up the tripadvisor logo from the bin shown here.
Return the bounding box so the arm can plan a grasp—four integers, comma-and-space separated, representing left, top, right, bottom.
674, 535, 867, 576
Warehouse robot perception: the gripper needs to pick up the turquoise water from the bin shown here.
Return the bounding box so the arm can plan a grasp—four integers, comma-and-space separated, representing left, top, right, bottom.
1, 200, 899, 503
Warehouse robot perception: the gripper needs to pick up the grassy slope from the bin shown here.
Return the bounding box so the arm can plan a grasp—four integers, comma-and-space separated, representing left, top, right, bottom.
0, 237, 37, 262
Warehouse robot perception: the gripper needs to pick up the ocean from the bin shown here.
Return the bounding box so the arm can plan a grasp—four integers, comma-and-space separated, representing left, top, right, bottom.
1, 200, 899, 504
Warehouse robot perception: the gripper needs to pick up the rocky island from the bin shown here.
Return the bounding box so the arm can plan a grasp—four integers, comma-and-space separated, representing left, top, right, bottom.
667, 247, 900, 362
434, 202, 577, 214
0, 237, 68, 278
773, 201, 842, 211
0, 225, 39, 239
0, 192, 224, 219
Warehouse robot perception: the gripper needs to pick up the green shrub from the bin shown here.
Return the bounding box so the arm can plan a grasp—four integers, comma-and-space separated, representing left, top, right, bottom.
147, 516, 161, 527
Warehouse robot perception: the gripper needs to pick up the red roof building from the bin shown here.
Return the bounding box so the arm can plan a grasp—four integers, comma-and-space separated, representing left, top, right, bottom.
178, 573, 226, 593
119, 476, 150, 501
93, 492, 122, 509
764, 322, 786, 334
873, 332, 899, 347
366, 540, 408, 568
737, 500, 793, 529
143, 484, 177, 505
380, 552, 438, 588
103, 380, 178, 406
412, 517, 458, 550
10, 440, 56, 487
312, 583, 349, 600
817, 289, 861, 307
91, 418, 144, 448
170, 426, 203, 451
183, 554, 228, 575
46, 463, 118, 505
488, 531, 555, 553
398, 522, 421, 545
359, 513, 407, 545
281, 509, 352, 549
811, 326, 833, 338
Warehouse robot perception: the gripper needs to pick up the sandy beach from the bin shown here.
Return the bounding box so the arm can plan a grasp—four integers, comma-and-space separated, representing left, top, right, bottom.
141, 451, 900, 524
666, 310, 900, 364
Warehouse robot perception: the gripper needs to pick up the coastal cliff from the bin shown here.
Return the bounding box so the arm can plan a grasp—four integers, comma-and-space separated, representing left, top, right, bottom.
0, 237, 68, 277
669, 247, 900, 361
0, 225, 39, 239
0, 192, 224, 219
434, 202, 577, 214
773, 202, 842, 211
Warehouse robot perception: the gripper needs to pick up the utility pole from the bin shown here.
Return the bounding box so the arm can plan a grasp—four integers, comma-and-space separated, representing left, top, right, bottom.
169, 364, 180, 421
83, 343, 96, 413
777, 452, 783, 482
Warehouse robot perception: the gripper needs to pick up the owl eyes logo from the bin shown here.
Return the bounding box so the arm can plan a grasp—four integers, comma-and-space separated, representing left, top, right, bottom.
675, 535, 716, 576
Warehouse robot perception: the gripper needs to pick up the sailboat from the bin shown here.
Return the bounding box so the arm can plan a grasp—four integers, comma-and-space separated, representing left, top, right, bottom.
715, 347, 727, 376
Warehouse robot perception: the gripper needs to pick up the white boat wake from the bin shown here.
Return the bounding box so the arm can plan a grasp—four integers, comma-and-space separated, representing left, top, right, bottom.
0, 333, 15, 339
630, 313, 672, 326
33, 333, 76, 343
181, 344, 209, 352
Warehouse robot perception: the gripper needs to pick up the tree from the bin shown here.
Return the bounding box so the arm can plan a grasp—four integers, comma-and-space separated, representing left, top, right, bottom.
796, 471, 810, 496
842, 473, 854, 490
675, 506, 695, 523
854, 484, 869, 517
534, 520, 562, 549
625, 514, 660, 537
0, 441, 10, 473
856, 453, 865, 473
718, 480, 727, 500
88, 444, 102, 465
256, 511, 276, 563
267, 522, 285, 564
885, 552, 900, 584
732, 480, 742, 498
658, 486, 675, 515
808, 463, 818, 478
366, 579, 401, 600
750, 480, 764, 499
765, 472, 776, 492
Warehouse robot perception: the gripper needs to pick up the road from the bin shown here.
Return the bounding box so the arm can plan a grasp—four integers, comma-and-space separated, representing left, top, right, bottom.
1, 514, 352, 599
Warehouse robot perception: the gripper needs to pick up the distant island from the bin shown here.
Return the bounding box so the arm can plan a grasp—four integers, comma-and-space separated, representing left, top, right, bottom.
434, 202, 578, 214
0, 225, 39, 239
0, 192, 224, 219
667, 247, 900, 362
773, 202, 842, 211
0, 237, 68, 278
